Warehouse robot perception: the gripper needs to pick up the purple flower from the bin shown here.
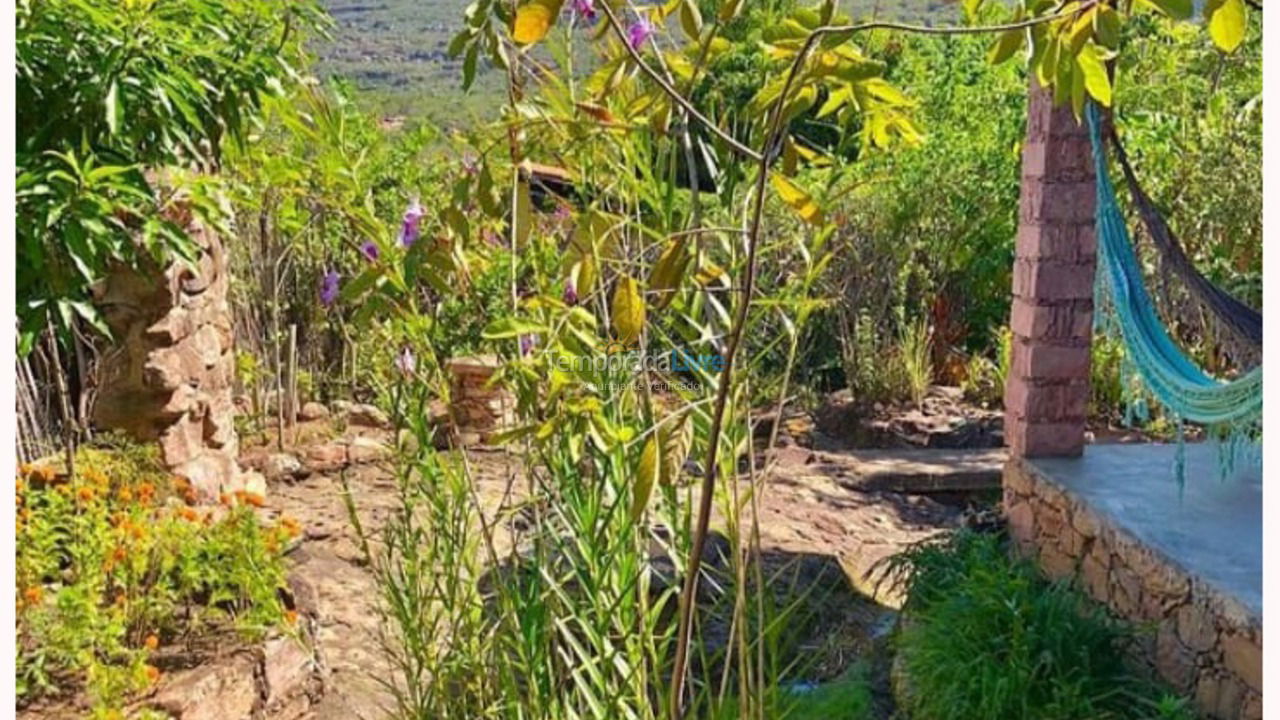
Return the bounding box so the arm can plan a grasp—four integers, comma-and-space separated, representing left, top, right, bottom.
570, 0, 597, 23
553, 203, 572, 222
563, 280, 578, 306
483, 228, 502, 247
360, 240, 380, 262
395, 346, 416, 375
461, 154, 479, 175
519, 334, 538, 357
319, 270, 340, 307
627, 16, 655, 51
399, 200, 425, 248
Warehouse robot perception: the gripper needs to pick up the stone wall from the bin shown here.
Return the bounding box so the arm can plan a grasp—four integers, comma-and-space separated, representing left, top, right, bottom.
93, 223, 248, 499
1004, 458, 1262, 719
445, 356, 514, 445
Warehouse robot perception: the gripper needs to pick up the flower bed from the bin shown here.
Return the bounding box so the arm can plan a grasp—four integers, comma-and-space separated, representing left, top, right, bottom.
16, 440, 301, 717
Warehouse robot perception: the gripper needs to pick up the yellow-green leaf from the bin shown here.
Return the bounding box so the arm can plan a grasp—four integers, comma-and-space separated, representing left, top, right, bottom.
988, 27, 1024, 64
611, 275, 645, 346
1207, 0, 1246, 52
514, 180, 532, 246
679, 0, 703, 39
771, 173, 824, 226
1076, 44, 1111, 106
631, 433, 662, 521
720, 0, 746, 21
660, 413, 693, 486
1144, 0, 1193, 20
513, 0, 564, 45
649, 238, 689, 310
1094, 6, 1121, 49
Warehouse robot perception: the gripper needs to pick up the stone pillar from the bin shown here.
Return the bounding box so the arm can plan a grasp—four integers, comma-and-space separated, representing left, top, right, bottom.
92, 222, 248, 500
1004, 81, 1097, 457
445, 356, 515, 445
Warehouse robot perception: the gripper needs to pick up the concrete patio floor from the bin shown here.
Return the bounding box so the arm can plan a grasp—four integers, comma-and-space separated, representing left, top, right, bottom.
1031, 442, 1261, 617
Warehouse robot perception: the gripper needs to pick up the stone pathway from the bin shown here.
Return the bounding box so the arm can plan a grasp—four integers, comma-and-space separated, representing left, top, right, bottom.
235, 417, 998, 719
785, 446, 1006, 495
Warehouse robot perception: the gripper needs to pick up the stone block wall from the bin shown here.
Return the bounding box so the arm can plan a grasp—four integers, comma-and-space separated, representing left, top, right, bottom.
446, 356, 514, 445
92, 223, 247, 499
1004, 81, 1097, 457
1004, 459, 1262, 719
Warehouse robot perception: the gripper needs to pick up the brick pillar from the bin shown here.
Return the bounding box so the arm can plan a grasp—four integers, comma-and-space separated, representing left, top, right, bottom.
1004, 82, 1097, 457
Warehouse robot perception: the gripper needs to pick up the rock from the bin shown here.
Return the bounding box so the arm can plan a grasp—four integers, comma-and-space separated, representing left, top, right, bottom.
241, 471, 267, 498
263, 453, 307, 482
397, 428, 421, 454
331, 400, 355, 416
304, 524, 335, 541
428, 399, 450, 426
1154, 624, 1197, 690
347, 404, 390, 429
261, 635, 319, 712
148, 652, 260, 720
304, 443, 348, 474
348, 437, 392, 464
173, 453, 239, 501
1176, 602, 1217, 654
298, 402, 330, 422
1222, 632, 1262, 693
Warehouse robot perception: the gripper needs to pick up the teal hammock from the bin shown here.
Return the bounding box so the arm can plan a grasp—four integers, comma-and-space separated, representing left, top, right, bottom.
1085, 102, 1261, 476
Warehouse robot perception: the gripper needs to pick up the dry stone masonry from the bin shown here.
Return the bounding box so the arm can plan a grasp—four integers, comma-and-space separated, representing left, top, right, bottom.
92, 222, 250, 499
446, 355, 515, 445
1004, 459, 1262, 720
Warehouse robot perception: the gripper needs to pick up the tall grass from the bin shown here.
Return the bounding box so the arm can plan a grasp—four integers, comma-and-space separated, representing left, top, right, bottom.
887, 531, 1196, 720
348, 373, 855, 719
898, 317, 933, 410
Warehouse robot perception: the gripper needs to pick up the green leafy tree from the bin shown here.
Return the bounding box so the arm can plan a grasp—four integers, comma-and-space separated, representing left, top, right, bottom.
15, 0, 326, 353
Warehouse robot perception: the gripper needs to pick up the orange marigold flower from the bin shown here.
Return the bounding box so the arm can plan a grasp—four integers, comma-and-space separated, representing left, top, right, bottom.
179, 507, 199, 522
144, 634, 160, 651
280, 516, 302, 538
22, 586, 43, 606
144, 664, 161, 684
243, 492, 266, 508
56, 484, 72, 497
18, 463, 33, 477
112, 546, 128, 563
116, 486, 134, 503
16, 493, 22, 507
284, 610, 299, 625
219, 492, 232, 507
35, 466, 56, 483
84, 468, 108, 488
76, 486, 95, 503
16, 477, 24, 494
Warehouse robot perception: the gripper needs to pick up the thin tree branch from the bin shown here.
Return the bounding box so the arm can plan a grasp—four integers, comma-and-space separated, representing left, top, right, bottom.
599, 2, 1086, 167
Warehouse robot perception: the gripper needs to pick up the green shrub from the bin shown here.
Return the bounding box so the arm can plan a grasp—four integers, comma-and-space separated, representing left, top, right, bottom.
889, 531, 1196, 720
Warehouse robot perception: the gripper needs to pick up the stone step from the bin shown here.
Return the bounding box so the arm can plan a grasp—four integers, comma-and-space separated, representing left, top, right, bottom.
809, 447, 1007, 494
